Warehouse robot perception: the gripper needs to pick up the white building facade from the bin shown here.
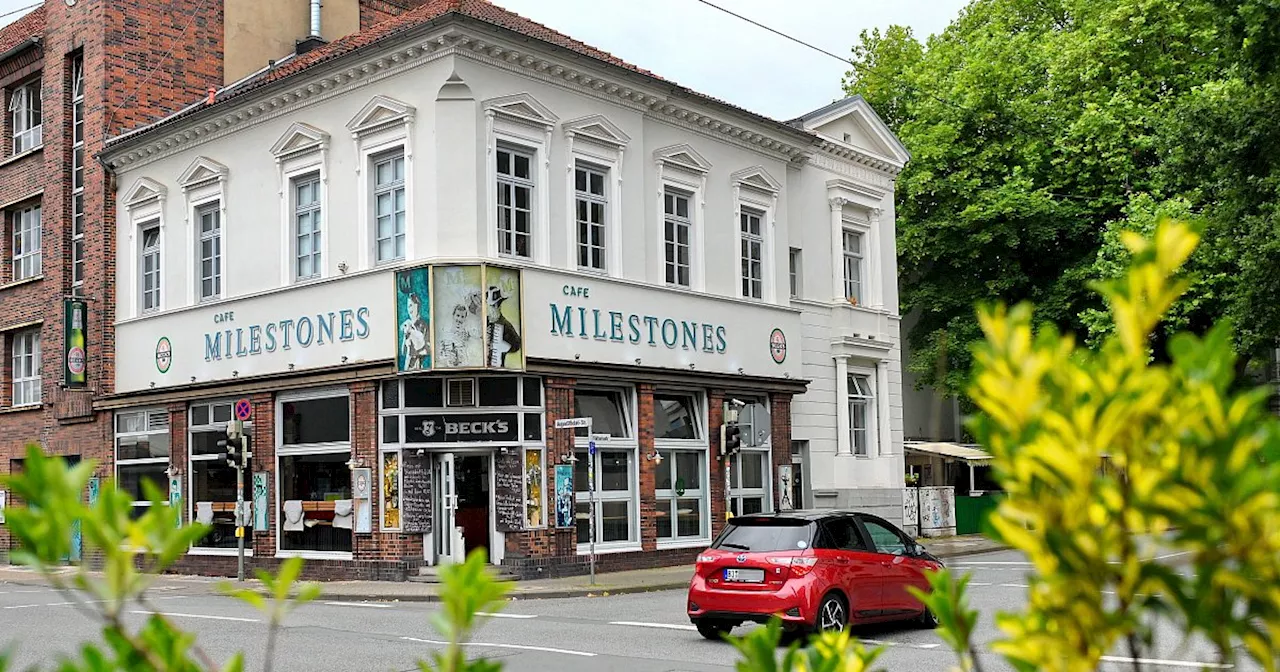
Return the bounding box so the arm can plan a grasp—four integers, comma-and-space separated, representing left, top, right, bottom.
100, 4, 909, 578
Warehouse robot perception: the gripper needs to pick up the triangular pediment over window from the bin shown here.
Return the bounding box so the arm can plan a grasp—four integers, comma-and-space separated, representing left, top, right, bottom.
731, 166, 781, 194
123, 177, 167, 207
654, 143, 712, 174
483, 93, 558, 129
177, 156, 228, 189
563, 114, 630, 148
346, 95, 416, 136
270, 122, 330, 158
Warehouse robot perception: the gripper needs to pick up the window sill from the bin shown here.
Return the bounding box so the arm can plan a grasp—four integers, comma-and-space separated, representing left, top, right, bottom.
0, 403, 41, 415
0, 275, 43, 292
0, 145, 42, 168
656, 538, 711, 551
189, 547, 255, 557
576, 542, 641, 556
275, 550, 353, 561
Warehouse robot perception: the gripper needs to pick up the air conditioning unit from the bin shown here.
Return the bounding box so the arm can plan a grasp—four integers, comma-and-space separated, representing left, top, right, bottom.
446, 378, 476, 407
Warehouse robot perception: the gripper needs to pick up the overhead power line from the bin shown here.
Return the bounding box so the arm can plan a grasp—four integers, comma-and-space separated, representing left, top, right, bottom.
690, 0, 855, 66
0, 2, 41, 22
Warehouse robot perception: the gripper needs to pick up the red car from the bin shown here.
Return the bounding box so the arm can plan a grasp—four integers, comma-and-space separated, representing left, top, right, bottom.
687, 510, 944, 639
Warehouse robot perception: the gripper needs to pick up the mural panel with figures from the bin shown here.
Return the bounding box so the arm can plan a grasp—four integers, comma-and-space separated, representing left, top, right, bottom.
432, 265, 485, 369
395, 268, 432, 372
484, 266, 524, 369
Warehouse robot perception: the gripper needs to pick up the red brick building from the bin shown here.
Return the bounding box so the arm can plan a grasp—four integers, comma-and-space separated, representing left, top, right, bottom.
0, 0, 437, 561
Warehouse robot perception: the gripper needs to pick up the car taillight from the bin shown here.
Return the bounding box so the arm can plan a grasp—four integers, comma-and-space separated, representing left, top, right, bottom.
697, 555, 717, 564
767, 556, 819, 578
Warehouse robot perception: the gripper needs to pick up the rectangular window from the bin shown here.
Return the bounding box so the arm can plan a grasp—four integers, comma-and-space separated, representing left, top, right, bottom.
496, 146, 534, 259
197, 202, 221, 301
373, 151, 405, 263
279, 392, 352, 553
656, 450, 706, 540
843, 229, 863, 303
663, 188, 691, 287
848, 374, 875, 456
10, 328, 40, 407
575, 164, 607, 270
70, 58, 84, 289
294, 174, 322, 279
740, 208, 764, 299
574, 448, 635, 545
139, 223, 161, 313
729, 450, 769, 516
188, 402, 249, 548
654, 394, 699, 440
573, 389, 631, 438
11, 204, 41, 281
10, 79, 41, 154
788, 248, 801, 298
115, 409, 170, 519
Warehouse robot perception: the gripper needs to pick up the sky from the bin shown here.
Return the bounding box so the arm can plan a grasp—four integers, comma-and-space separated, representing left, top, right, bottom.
0, 0, 969, 121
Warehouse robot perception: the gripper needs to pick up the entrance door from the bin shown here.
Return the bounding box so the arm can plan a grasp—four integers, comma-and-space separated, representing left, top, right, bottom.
434, 453, 457, 563
453, 454, 491, 563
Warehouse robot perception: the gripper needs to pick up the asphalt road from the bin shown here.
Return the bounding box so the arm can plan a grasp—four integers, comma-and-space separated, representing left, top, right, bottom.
0, 550, 1257, 671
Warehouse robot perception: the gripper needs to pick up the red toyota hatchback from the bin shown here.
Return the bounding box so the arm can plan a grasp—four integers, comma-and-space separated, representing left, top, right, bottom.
687, 511, 944, 639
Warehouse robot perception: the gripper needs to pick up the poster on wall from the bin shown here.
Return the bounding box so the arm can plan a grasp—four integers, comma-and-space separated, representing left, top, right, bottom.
484, 266, 524, 370
400, 453, 431, 534
524, 448, 543, 528
382, 451, 401, 529
253, 472, 269, 531
0, 490, 6, 524
432, 265, 484, 368
395, 268, 432, 372
64, 298, 88, 388
553, 464, 574, 528
777, 465, 793, 511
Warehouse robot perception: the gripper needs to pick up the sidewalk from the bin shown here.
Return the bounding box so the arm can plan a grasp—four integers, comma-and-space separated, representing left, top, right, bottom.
0, 534, 1009, 604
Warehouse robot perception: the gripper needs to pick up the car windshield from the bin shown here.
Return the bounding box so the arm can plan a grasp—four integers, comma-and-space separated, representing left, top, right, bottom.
713, 517, 815, 552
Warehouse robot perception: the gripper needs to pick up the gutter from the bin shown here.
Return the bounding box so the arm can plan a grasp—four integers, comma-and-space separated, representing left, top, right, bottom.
0, 35, 40, 64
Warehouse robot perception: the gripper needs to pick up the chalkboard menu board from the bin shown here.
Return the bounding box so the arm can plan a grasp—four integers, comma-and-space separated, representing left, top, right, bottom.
493, 449, 524, 532
401, 453, 432, 534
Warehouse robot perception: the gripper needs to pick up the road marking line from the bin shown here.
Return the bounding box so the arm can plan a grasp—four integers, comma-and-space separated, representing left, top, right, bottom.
402, 636, 596, 658
999, 583, 1030, 588
1155, 551, 1191, 561
968, 582, 993, 587
324, 601, 394, 609
0, 589, 48, 594
131, 610, 260, 623
948, 561, 1032, 566
610, 621, 699, 631
860, 639, 942, 650
3, 594, 186, 610
477, 611, 537, 619
1099, 655, 1232, 669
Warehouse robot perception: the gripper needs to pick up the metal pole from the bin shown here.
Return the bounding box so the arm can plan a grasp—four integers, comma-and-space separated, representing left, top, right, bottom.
587, 418, 596, 587
235, 419, 246, 582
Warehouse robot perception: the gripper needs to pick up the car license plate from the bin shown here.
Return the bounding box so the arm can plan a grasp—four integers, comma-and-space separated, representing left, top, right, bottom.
723, 568, 764, 583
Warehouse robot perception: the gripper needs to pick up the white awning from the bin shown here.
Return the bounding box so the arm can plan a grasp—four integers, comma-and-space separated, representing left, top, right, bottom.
905, 442, 993, 464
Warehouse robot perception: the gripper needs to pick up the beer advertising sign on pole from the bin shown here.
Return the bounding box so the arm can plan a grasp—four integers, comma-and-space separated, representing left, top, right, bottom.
64, 298, 88, 388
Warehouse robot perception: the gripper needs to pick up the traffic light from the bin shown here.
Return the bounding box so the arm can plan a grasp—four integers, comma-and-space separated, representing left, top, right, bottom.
218, 431, 252, 469
720, 422, 742, 457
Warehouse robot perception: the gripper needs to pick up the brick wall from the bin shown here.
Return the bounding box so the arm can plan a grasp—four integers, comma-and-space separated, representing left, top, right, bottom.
770, 394, 793, 510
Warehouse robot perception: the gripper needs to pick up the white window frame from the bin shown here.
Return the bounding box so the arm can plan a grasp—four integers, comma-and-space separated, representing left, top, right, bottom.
188, 400, 253, 555
654, 392, 709, 548
563, 116, 628, 277
178, 158, 228, 307
739, 207, 765, 300
731, 168, 780, 303
573, 161, 609, 272
11, 203, 41, 281
10, 327, 40, 407
195, 200, 222, 302
348, 95, 414, 270
842, 228, 864, 304
495, 143, 536, 260
663, 187, 694, 288
70, 58, 85, 289
848, 370, 877, 457
139, 221, 162, 314
275, 387, 353, 560
292, 172, 323, 280
729, 449, 772, 517
272, 122, 331, 285
573, 386, 640, 554
484, 94, 555, 265
114, 408, 170, 516
10, 78, 41, 154
789, 248, 802, 299
371, 149, 407, 265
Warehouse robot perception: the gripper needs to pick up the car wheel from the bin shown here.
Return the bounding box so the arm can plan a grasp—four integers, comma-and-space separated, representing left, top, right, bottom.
815, 593, 848, 633
695, 619, 733, 641
915, 605, 939, 629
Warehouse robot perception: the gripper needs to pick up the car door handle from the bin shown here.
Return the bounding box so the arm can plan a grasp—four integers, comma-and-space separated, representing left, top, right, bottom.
834, 557, 851, 565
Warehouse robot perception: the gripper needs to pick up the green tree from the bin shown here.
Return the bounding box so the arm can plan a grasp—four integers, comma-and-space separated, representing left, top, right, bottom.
844, 0, 1280, 394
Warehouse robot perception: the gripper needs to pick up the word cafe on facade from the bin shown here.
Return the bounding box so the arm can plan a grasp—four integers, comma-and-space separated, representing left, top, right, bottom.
106, 264, 805, 579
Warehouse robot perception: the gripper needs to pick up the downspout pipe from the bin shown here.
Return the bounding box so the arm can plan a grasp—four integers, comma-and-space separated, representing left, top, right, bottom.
310, 0, 322, 38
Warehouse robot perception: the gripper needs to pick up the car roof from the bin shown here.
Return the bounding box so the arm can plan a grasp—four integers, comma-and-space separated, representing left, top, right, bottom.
730, 509, 869, 522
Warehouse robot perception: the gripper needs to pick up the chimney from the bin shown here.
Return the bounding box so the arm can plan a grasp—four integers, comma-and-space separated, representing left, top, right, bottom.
296, 0, 328, 55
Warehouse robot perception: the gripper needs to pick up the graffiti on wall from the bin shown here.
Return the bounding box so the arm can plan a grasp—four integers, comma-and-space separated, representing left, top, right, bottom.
902, 486, 956, 537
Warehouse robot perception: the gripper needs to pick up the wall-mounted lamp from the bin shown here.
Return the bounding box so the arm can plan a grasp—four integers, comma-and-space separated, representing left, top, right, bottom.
634, 358, 641, 365
288, 363, 296, 371
150, 382, 156, 389
190, 376, 197, 383
575, 353, 581, 360
688, 363, 695, 370
645, 451, 664, 465
737, 367, 745, 375
341, 356, 349, 364
231, 370, 239, 378
338, 262, 349, 274
415, 448, 425, 456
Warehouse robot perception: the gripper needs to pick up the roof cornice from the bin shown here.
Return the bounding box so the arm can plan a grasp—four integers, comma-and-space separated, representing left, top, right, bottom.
102, 19, 897, 177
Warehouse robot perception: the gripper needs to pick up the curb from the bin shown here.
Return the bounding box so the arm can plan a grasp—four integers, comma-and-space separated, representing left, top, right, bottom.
931, 545, 1011, 560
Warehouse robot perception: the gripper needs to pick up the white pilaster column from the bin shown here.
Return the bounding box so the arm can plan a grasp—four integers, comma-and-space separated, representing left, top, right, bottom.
868, 207, 884, 310
829, 198, 846, 301
877, 359, 892, 457
835, 356, 850, 455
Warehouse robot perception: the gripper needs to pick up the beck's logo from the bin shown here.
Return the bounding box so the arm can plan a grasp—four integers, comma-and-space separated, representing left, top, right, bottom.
417, 419, 511, 438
